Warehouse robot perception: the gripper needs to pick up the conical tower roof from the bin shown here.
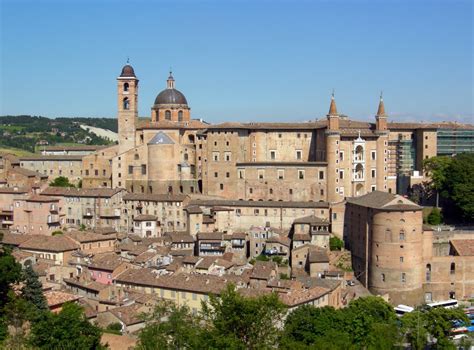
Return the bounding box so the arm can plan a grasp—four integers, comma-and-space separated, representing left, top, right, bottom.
328, 93, 338, 116
376, 93, 386, 117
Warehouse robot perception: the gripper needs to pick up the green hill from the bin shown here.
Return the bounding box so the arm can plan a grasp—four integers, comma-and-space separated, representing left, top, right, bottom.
0, 115, 117, 153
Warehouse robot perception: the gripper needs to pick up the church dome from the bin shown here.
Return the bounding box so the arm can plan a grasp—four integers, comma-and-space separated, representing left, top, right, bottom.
120, 64, 136, 78
154, 88, 188, 105
153, 72, 188, 106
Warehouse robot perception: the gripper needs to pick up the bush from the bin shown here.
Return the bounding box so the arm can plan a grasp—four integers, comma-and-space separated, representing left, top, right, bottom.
280, 273, 290, 280
51, 230, 63, 236
427, 207, 443, 225
329, 236, 343, 251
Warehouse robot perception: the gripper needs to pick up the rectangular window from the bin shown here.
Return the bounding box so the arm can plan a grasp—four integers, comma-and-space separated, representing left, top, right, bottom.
371, 169, 376, 178
401, 273, 406, 283
254, 209, 259, 215
298, 170, 305, 179
212, 152, 219, 161
141, 164, 147, 175
296, 150, 302, 160
371, 151, 376, 161
128, 166, 133, 174
371, 185, 376, 192
339, 170, 344, 179
238, 169, 245, 179
278, 169, 284, 180
225, 152, 231, 161
214, 172, 218, 178
319, 171, 324, 180
400, 256, 404, 263
339, 151, 344, 161
269, 150, 276, 161
220, 183, 224, 190
258, 169, 264, 179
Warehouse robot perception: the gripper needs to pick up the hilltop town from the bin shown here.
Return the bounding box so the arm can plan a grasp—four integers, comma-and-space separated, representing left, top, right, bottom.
1, 63, 473, 346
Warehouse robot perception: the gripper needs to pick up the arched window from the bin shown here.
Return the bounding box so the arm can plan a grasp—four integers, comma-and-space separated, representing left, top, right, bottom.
426, 264, 431, 282
123, 97, 130, 110
165, 110, 171, 120
399, 230, 405, 241
134, 154, 139, 160
178, 110, 183, 121
124, 82, 129, 92
355, 164, 364, 180
355, 145, 364, 161
184, 153, 188, 161
450, 262, 455, 275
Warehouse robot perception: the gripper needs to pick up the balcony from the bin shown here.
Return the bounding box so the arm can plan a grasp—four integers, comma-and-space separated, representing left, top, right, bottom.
47, 215, 60, 225
99, 209, 121, 218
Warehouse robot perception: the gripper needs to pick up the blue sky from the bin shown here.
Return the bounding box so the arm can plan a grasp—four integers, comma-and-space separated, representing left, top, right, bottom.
0, 0, 472, 124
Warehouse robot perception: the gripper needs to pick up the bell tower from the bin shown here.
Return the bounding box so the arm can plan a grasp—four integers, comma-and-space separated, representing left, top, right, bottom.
117, 62, 138, 153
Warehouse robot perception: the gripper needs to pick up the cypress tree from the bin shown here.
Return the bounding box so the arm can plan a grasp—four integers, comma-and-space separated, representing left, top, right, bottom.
21, 264, 48, 312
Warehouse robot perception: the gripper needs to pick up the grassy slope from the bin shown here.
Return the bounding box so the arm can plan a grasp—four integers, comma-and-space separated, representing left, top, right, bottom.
0, 147, 36, 157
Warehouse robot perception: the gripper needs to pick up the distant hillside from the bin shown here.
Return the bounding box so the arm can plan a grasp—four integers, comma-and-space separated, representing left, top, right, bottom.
0, 115, 118, 153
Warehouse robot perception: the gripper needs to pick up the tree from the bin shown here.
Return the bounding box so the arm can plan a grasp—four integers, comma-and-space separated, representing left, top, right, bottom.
282, 296, 398, 349
443, 153, 474, 220
0, 247, 22, 309
424, 154, 474, 221
136, 302, 204, 350
0, 247, 23, 343
282, 305, 344, 346
202, 284, 286, 349
427, 207, 443, 225
401, 306, 469, 350
28, 303, 105, 349
423, 156, 453, 199
330, 236, 344, 251
21, 264, 48, 312
49, 176, 74, 187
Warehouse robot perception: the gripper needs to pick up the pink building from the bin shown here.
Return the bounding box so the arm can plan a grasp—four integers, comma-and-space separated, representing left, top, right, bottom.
12, 195, 65, 235
88, 253, 128, 285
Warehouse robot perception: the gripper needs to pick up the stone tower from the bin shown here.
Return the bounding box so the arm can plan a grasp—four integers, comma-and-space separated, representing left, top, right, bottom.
375, 93, 389, 192
326, 93, 341, 202
117, 63, 138, 153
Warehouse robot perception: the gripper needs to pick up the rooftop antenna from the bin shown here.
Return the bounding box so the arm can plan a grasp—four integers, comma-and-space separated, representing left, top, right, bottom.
126, 57, 130, 64
332, 88, 335, 98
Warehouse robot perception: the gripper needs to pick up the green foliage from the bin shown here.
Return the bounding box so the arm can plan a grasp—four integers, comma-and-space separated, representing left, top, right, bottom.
279, 273, 290, 280
28, 303, 105, 349
79, 224, 86, 231
424, 154, 474, 221
271, 255, 283, 265
52, 230, 63, 236
0, 246, 22, 309
21, 264, 48, 312
401, 306, 469, 350
443, 153, 474, 220
330, 236, 344, 251
282, 296, 399, 349
202, 284, 286, 349
255, 254, 270, 262
0, 115, 116, 153
427, 207, 443, 225
103, 322, 122, 335
136, 302, 203, 350
137, 284, 286, 350
49, 176, 75, 187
